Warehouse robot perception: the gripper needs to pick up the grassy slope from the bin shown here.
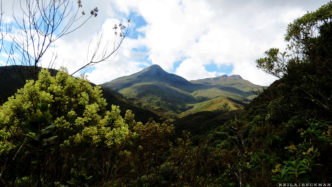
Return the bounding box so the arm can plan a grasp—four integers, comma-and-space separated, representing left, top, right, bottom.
120, 82, 196, 103
191, 75, 262, 92
179, 96, 244, 117
191, 88, 246, 101
103, 65, 198, 92
191, 76, 263, 100
119, 82, 196, 116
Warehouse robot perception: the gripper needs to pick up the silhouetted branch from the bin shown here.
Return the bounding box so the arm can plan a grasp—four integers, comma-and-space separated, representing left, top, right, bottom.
71, 20, 130, 76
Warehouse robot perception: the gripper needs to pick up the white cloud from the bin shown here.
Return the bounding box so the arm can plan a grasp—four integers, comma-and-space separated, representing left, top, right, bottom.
139, 0, 214, 71
84, 35, 148, 84
1, 0, 329, 86
40, 17, 144, 84
176, 58, 219, 80
108, 0, 328, 86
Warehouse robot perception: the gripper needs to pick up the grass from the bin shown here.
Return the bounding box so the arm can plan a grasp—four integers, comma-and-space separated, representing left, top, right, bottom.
179, 96, 244, 117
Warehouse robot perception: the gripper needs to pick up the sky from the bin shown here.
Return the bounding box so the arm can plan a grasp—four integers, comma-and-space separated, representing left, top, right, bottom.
1, 0, 330, 86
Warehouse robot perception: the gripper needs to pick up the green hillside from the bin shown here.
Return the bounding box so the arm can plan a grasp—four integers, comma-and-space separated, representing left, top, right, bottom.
103, 64, 198, 92
179, 96, 244, 117
120, 82, 196, 114
102, 65, 262, 116
191, 75, 262, 92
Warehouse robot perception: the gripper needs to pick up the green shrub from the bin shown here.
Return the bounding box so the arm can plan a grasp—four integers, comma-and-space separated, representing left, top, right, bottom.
0, 69, 134, 186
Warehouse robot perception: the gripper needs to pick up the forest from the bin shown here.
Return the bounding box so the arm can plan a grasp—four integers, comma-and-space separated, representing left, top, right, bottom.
0, 1, 331, 186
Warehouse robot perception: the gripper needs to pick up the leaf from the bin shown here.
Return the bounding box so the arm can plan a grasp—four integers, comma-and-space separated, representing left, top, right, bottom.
42, 136, 58, 146
299, 170, 307, 175
41, 123, 56, 135
281, 168, 288, 177
66, 178, 77, 185
26, 132, 40, 141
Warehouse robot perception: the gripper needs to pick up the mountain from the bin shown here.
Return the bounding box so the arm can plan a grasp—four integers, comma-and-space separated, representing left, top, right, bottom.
0, 66, 159, 123
106, 65, 197, 92
102, 65, 199, 116
191, 75, 262, 99
102, 64, 262, 117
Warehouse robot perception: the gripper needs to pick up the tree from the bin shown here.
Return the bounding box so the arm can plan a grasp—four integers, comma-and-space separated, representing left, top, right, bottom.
1, 0, 128, 79
285, 2, 332, 60
256, 48, 288, 78
0, 69, 182, 186
0, 69, 134, 185
256, 2, 332, 78
252, 2, 332, 184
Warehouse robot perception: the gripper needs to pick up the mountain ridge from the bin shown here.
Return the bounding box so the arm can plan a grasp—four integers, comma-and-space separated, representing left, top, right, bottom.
101, 64, 262, 117
103, 64, 197, 92
104, 64, 249, 86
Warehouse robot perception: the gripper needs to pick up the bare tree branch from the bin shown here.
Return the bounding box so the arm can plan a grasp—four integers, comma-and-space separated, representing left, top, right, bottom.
1, 0, 98, 78
1, 0, 128, 80
71, 20, 130, 76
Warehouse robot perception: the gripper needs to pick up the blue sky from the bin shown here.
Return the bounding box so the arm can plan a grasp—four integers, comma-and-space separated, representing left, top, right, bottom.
127, 12, 147, 40
1, 0, 329, 85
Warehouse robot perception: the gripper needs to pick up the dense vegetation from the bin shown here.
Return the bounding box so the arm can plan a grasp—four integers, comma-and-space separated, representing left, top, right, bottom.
0, 69, 173, 186
0, 2, 332, 186
204, 2, 332, 185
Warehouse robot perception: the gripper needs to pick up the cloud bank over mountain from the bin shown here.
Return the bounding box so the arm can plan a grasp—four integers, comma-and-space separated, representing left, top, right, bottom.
1, 0, 328, 86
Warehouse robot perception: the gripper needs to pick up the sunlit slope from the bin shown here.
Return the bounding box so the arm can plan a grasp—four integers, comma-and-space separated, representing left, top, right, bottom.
179, 96, 244, 117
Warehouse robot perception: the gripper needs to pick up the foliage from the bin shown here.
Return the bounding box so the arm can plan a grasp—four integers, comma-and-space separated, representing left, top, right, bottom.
229, 2, 332, 185
256, 2, 332, 78
256, 48, 288, 78
272, 121, 331, 182
0, 69, 156, 185
0, 66, 159, 122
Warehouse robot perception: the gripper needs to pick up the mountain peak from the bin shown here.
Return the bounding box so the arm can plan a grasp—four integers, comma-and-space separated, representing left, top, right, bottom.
229, 75, 242, 79
147, 64, 163, 70
103, 63, 195, 91
140, 64, 167, 76
202, 74, 242, 81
